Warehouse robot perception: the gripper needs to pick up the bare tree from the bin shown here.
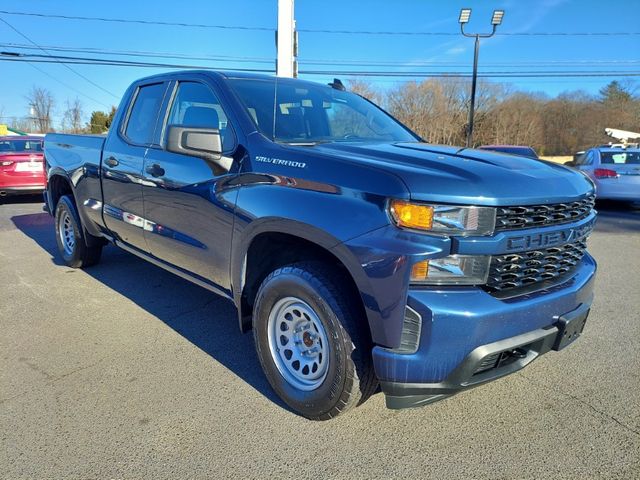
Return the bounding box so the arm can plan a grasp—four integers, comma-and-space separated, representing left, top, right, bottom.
62, 98, 85, 133
9, 117, 32, 132
347, 79, 384, 105
25, 86, 55, 133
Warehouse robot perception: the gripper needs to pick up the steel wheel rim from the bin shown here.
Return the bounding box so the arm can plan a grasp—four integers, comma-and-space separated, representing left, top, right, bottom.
267, 296, 330, 391
58, 210, 75, 256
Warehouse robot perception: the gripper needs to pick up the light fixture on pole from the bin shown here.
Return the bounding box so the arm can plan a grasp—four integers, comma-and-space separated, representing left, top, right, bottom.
459, 8, 504, 148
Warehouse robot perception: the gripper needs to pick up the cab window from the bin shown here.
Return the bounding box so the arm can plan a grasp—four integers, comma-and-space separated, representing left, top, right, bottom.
166, 82, 234, 151
124, 83, 166, 145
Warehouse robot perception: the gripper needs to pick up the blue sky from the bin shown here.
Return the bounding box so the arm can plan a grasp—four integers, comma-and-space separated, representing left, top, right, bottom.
1, 0, 638, 127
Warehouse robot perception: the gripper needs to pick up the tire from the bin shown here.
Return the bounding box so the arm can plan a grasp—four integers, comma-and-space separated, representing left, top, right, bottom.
54, 195, 102, 268
253, 261, 377, 420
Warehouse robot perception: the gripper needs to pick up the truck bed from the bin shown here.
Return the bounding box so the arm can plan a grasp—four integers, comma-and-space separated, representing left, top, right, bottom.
44, 133, 108, 237
44, 133, 106, 173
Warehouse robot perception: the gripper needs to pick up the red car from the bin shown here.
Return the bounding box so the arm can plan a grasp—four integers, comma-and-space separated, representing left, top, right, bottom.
0, 136, 46, 197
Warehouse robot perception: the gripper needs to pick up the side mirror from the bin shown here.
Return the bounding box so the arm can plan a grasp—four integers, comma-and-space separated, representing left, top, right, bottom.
564, 161, 576, 167
167, 126, 231, 169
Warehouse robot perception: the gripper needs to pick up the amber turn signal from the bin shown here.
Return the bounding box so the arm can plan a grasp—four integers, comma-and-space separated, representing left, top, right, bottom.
389, 200, 434, 230
411, 260, 430, 281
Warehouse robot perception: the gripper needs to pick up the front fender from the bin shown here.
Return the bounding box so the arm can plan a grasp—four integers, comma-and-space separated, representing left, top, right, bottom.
230, 216, 347, 310
334, 226, 450, 348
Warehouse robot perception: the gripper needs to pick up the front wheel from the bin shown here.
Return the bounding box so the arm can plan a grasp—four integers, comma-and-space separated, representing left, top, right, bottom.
55, 195, 102, 268
253, 262, 377, 420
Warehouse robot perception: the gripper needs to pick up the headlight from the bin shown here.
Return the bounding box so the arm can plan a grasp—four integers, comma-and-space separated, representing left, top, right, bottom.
389, 200, 496, 236
411, 255, 491, 285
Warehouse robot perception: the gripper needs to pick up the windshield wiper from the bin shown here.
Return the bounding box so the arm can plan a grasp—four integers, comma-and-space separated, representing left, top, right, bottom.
279, 140, 330, 146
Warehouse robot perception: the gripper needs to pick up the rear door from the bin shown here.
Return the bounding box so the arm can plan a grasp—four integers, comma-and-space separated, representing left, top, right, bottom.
102, 81, 168, 252
140, 79, 239, 292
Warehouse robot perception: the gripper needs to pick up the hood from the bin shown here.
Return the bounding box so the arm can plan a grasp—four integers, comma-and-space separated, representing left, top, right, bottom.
307, 142, 593, 206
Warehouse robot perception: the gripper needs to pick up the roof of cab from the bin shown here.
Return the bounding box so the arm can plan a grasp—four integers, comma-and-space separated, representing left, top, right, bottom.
130, 69, 331, 89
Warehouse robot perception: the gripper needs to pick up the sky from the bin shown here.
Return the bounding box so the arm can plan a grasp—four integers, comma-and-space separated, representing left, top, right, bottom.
0, 0, 639, 128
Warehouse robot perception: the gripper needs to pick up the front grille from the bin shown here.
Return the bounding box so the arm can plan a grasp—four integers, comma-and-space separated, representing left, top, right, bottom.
485, 239, 588, 293
495, 195, 595, 231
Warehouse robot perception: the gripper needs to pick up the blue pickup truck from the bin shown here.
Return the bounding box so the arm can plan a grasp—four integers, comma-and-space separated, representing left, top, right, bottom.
44, 71, 597, 420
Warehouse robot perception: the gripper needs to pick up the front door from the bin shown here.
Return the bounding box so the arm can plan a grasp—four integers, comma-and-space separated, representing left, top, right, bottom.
141, 80, 239, 292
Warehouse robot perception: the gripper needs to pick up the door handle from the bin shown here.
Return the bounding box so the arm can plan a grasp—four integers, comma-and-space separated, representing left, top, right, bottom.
104, 156, 119, 168
146, 163, 165, 178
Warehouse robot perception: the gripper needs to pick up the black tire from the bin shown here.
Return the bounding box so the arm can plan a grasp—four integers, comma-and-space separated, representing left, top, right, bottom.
54, 195, 102, 268
253, 261, 377, 420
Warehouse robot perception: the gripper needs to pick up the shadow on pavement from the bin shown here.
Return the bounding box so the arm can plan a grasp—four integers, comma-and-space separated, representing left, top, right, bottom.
594, 201, 640, 234
11, 212, 289, 413
0, 193, 44, 205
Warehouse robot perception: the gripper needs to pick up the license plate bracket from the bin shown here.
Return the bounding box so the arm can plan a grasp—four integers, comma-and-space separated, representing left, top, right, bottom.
553, 305, 590, 351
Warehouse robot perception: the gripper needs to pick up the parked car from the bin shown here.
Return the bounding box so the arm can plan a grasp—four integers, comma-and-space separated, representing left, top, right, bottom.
569, 151, 586, 166
571, 146, 640, 202
0, 136, 45, 197
43, 71, 597, 420
477, 144, 539, 159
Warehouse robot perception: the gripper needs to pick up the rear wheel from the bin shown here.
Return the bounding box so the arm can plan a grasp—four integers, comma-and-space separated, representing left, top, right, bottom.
55, 195, 102, 268
253, 262, 377, 420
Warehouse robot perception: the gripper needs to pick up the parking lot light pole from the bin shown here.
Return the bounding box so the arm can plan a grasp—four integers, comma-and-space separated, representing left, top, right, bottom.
459, 8, 504, 148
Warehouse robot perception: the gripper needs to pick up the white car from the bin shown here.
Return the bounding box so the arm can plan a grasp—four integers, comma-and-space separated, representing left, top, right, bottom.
573, 147, 640, 202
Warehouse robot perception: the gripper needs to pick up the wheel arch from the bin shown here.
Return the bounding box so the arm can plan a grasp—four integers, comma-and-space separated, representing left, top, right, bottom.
233, 219, 377, 341
47, 169, 75, 212
47, 170, 105, 248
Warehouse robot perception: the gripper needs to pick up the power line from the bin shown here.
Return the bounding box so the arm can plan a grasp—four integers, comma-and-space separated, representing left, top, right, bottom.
301, 29, 640, 37
0, 10, 273, 32
0, 10, 638, 37
0, 42, 275, 65
0, 16, 119, 100
3, 52, 640, 78
18, 60, 112, 108
0, 52, 275, 73
3, 42, 640, 69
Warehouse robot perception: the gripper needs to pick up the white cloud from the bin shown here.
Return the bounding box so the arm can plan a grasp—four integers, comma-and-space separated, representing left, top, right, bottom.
446, 46, 466, 55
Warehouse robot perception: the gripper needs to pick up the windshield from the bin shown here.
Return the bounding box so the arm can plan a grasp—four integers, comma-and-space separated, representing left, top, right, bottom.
600, 151, 640, 165
0, 139, 43, 154
228, 78, 417, 144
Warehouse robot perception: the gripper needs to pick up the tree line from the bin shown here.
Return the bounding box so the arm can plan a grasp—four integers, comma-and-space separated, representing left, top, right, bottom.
3, 86, 116, 135
3, 80, 638, 155
350, 78, 639, 155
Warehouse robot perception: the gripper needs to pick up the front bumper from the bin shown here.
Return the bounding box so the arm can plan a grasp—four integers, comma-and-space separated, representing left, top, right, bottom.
373, 254, 596, 409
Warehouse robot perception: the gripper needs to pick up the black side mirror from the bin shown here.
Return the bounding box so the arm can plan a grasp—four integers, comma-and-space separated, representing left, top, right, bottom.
564, 161, 576, 167
166, 126, 231, 170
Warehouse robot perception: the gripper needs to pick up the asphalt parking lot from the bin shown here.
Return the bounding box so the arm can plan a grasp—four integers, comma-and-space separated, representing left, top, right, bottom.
1, 196, 638, 479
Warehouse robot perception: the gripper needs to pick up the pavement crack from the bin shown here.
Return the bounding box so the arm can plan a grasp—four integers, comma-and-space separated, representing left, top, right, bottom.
0, 357, 108, 407
518, 372, 640, 437
49, 357, 108, 383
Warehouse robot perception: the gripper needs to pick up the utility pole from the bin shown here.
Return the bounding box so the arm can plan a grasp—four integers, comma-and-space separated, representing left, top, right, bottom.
459, 8, 504, 148
276, 0, 297, 77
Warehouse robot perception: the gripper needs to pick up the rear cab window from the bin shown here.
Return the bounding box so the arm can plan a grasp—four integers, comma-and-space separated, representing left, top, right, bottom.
123, 82, 167, 145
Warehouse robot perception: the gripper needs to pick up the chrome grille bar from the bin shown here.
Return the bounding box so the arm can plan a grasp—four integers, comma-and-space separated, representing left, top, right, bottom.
495, 195, 595, 231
